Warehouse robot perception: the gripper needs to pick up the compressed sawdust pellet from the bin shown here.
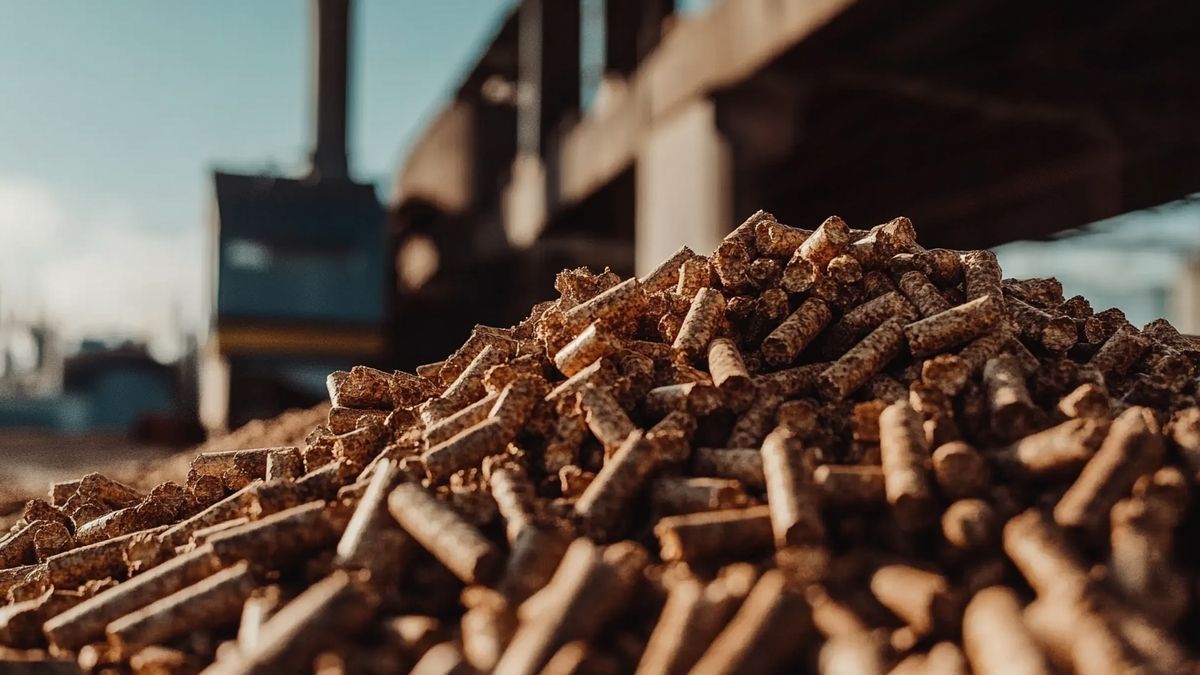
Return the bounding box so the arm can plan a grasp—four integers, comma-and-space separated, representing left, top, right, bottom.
904, 295, 1002, 358
387, 482, 500, 585
10, 210, 1200, 673
761, 297, 831, 366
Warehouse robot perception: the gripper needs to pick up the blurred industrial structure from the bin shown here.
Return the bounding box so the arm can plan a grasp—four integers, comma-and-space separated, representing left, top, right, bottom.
390, 0, 1200, 365
201, 0, 388, 431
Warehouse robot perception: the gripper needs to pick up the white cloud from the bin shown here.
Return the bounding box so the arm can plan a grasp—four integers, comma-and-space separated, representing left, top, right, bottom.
0, 177, 204, 361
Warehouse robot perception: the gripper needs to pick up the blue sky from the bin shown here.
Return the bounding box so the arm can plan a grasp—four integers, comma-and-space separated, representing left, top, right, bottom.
0, 1, 513, 355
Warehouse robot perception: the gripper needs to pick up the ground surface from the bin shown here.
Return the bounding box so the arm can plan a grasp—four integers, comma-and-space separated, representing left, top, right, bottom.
0, 403, 328, 528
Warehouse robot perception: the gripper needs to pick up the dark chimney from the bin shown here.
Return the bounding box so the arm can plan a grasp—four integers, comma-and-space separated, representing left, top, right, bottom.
310, 0, 350, 181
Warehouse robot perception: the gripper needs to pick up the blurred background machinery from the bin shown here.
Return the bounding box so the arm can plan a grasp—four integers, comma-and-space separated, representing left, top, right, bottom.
201, 0, 388, 431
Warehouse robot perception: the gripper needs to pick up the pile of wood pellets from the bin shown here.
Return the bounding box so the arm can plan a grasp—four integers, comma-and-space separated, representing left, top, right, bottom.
3, 211, 1200, 675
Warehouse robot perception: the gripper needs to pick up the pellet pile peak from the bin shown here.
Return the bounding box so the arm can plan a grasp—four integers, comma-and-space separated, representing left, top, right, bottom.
3, 210, 1200, 674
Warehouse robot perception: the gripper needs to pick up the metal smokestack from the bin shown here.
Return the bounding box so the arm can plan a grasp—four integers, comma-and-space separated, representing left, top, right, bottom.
310, 0, 350, 181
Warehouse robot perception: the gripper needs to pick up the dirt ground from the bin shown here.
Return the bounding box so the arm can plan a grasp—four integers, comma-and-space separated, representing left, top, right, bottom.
0, 403, 328, 528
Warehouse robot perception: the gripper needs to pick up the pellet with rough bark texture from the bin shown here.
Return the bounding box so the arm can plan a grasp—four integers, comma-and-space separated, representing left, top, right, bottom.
422, 417, 509, 483
578, 384, 636, 453
761, 298, 831, 366
387, 482, 500, 585
904, 295, 1002, 358
879, 400, 934, 530
672, 288, 726, 360
692, 448, 764, 489
760, 427, 824, 547
575, 431, 659, 540
818, 317, 907, 400
983, 354, 1038, 439
553, 322, 621, 377
640, 246, 696, 294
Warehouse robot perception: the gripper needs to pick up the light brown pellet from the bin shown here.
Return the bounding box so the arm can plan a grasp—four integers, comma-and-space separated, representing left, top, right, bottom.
208, 500, 345, 565
706, 338, 755, 411
904, 295, 1002, 358
106, 561, 257, 658
870, 564, 959, 637
813, 465, 885, 507
983, 354, 1038, 439
1054, 406, 1164, 532
931, 441, 989, 500
754, 217, 810, 257
440, 344, 507, 410
898, 271, 952, 318
424, 392, 499, 447
635, 574, 744, 675
265, 447, 304, 482
561, 278, 645, 336
726, 387, 783, 447
209, 571, 375, 675
578, 384, 636, 454
574, 431, 658, 540
654, 506, 774, 563
941, 499, 997, 552
689, 569, 812, 675
879, 400, 934, 530
1088, 326, 1149, 378
422, 417, 509, 483
990, 417, 1107, 478
672, 288, 726, 360
760, 427, 824, 547
962, 586, 1050, 675
818, 317, 907, 400
43, 545, 223, 651
387, 482, 500, 585
676, 256, 714, 299
761, 298, 831, 367
643, 382, 723, 418
553, 322, 622, 377
335, 459, 410, 578
493, 539, 645, 675
640, 246, 696, 294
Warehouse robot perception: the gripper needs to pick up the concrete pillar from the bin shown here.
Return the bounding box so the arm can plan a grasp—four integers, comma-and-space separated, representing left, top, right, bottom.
635, 98, 732, 275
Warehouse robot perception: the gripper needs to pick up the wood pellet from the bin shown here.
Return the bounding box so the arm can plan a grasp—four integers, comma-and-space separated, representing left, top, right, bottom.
4, 211, 1200, 673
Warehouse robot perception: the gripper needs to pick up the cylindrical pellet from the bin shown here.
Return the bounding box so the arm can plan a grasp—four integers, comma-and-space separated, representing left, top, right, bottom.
983, 354, 1038, 438
870, 564, 959, 637
574, 431, 658, 540
43, 545, 223, 651
489, 463, 537, 544
208, 571, 376, 675
707, 338, 755, 411
817, 318, 907, 399
106, 561, 257, 657
898, 271, 952, 318
879, 400, 934, 530
635, 574, 746, 675
689, 569, 812, 675
572, 382, 631, 448
941, 499, 997, 552
904, 295, 1002, 358
207, 500, 344, 566
654, 506, 774, 563
265, 447, 304, 482
1054, 406, 1165, 532
727, 388, 783, 447
991, 417, 1106, 478
692, 448, 765, 489
387, 482, 501, 585
493, 540, 646, 675
931, 441, 989, 499
760, 427, 824, 547
422, 417, 509, 483
335, 459, 410, 577
962, 586, 1050, 675
553, 322, 622, 377
673, 288, 726, 360
440, 344, 507, 410
649, 477, 748, 515
961, 250, 1003, 303
761, 298, 832, 367
640, 246, 696, 294
813, 465, 885, 507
